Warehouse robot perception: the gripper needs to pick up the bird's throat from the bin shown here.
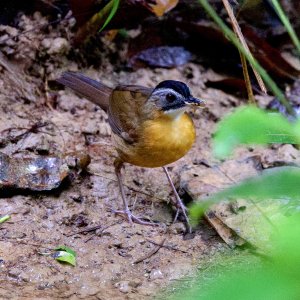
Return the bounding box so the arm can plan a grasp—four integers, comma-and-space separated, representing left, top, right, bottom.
163, 107, 186, 120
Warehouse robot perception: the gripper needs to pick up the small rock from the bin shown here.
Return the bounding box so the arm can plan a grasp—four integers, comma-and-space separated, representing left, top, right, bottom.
129, 279, 142, 288
57, 93, 77, 111
149, 269, 164, 280
118, 249, 131, 258
169, 222, 186, 234
42, 37, 70, 55
41, 38, 51, 49
8, 268, 21, 279
69, 193, 83, 203
112, 240, 123, 248
23, 134, 51, 154
115, 281, 131, 294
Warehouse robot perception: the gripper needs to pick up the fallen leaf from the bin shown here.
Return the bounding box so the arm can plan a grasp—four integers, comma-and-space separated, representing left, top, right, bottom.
205, 210, 246, 248
54, 245, 77, 258
181, 157, 259, 248
129, 46, 192, 68
53, 248, 76, 266
149, 0, 179, 17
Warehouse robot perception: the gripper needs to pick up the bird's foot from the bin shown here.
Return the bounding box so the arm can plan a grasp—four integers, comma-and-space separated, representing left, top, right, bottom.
113, 209, 159, 226
173, 205, 192, 234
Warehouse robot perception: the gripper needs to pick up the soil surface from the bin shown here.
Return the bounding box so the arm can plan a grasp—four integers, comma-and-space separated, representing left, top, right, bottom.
0, 11, 299, 300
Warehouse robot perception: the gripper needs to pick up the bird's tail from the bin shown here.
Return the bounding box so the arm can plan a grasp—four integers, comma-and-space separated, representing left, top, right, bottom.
57, 72, 111, 112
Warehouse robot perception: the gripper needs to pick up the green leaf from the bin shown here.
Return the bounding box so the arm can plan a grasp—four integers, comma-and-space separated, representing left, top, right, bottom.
54, 245, 77, 257
190, 167, 300, 222
53, 251, 76, 266
213, 106, 300, 158
99, 0, 120, 32
0, 215, 10, 224
53, 246, 77, 266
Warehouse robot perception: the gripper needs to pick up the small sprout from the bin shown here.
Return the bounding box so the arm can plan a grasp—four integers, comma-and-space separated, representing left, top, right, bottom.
53, 246, 77, 266
0, 215, 10, 224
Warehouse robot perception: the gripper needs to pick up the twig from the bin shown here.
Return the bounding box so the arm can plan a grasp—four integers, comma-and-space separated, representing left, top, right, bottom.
84, 221, 121, 243
65, 225, 102, 237
0, 238, 53, 250
133, 238, 166, 264
146, 239, 188, 254
65, 221, 120, 237
44, 77, 54, 110
221, 0, 267, 94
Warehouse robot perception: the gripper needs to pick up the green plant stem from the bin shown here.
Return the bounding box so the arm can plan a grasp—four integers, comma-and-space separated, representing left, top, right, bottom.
197, 0, 295, 116
270, 0, 300, 55
239, 51, 255, 104
222, 0, 265, 99
99, 0, 120, 32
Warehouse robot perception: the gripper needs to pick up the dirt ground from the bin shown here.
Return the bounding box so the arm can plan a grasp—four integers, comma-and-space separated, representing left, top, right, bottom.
0, 12, 299, 300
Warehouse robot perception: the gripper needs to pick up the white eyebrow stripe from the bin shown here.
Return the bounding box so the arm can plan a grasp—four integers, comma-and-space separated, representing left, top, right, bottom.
151, 88, 184, 98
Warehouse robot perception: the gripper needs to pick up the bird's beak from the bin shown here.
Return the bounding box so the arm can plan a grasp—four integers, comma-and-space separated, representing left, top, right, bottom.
185, 96, 206, 108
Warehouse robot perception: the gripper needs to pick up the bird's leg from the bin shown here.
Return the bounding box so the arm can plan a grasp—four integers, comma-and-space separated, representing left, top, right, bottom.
114, 159, 133, 224
162, 166, 192, 233
113, 159, 158, 226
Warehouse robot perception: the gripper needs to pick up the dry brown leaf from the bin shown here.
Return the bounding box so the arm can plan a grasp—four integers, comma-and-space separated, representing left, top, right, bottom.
180, 156, 261, 248
104, 29, 119, 41
204, 210, 246, 248
150, 0, 179, 17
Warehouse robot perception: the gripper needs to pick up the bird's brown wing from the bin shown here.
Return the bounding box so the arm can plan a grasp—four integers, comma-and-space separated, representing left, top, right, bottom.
108, 85, 152, 144
57, 72, 112, 112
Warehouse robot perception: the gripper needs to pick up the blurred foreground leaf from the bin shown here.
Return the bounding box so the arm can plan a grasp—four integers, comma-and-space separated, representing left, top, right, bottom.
213, 106, 300, 158
190, 167, 300, 221
168, 215, 300, 300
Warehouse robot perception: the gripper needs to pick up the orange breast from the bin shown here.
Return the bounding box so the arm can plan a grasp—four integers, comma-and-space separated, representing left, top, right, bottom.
116, 113, 196, 168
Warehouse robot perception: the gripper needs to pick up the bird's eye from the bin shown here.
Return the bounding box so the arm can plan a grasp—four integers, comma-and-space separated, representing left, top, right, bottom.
166, 93, 176, 102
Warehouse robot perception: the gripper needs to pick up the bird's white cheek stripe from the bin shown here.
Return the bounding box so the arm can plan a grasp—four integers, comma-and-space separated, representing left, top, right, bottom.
151, 88, 183, 99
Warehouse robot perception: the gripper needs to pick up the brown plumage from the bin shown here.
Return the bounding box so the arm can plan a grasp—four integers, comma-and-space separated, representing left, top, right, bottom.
57, 72, 205, 231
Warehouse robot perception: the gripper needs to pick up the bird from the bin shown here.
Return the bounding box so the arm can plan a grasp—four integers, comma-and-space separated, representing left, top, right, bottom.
57, 72, 205, 232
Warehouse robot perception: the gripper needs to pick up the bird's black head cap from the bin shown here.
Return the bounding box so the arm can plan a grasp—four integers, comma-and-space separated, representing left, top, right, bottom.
155, 80, 191, 98
150, 80, 205, 113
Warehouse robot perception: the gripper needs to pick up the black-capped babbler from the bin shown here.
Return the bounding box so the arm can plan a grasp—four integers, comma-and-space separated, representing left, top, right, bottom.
57, 72, 205, 232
